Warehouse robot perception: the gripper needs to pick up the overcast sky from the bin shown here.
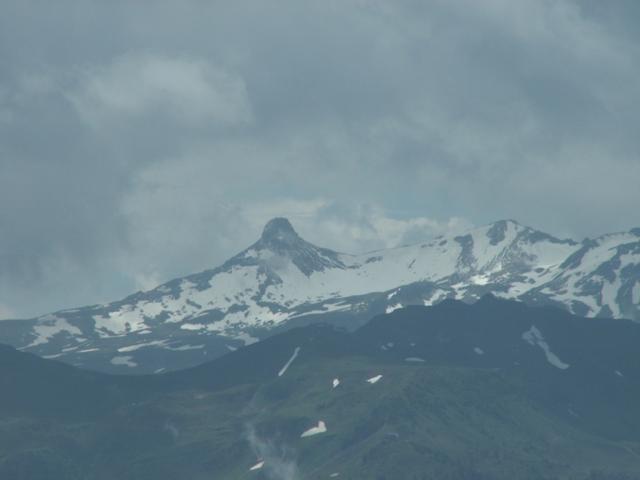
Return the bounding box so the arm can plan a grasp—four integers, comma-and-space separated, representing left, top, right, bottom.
1, 0, 640, 319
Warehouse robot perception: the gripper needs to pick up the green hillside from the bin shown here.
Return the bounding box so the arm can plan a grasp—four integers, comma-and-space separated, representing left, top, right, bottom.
1, 298, 640, 479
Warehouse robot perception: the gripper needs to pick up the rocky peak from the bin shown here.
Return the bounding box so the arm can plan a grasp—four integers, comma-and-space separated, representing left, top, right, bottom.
253, 217, 345, 275
261, 217, 299, 241
258, 217, 305, 253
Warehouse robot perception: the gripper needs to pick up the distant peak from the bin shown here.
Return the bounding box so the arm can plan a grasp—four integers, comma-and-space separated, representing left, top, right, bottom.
486, 220, 520, 245
261, 217, 298, 241
492, 219, 523, 229
262, 217, 298, 238
254, 217, 345, 274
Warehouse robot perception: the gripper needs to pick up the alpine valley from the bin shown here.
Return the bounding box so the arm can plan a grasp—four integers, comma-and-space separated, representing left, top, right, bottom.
1, 218, 639, 374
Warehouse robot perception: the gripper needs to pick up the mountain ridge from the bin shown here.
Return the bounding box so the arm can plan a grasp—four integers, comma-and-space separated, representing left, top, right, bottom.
0, 218, 638, 373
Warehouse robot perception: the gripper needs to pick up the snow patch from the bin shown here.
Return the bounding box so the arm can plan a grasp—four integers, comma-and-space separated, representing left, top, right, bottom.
118, 340, 167, 352
278, 347, 300, 377
385, 303, 403, 314
470, 274, 490, 285
249, 460, 264, 471
405, 357, 425, 362
180, 323, 205, 331
474, 347, 484, 355
234, 331, 259, 346
332, 378, 340, 388
300, 421, 327, 438
27, 315, 82, 348
423, 290, 448, 306
633, 281, 640, 305
110, 356, 137, 368
93, 307, 148, 337
366, 374, 383, 384
289, 302, 351, 319
615, 370, 624, 377
522, 326, 570, 370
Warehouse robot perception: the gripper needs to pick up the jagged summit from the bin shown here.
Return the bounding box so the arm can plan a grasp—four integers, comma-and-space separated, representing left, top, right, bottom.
259, 217, 302, 249
245, 217, 345, 276
255, 217, 307, 257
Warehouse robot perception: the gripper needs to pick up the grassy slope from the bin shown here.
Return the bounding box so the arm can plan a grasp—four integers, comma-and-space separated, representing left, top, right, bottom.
3, 355, 639, 479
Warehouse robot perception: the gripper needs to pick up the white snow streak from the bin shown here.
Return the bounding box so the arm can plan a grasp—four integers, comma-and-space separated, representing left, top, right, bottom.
278, 347, 300, 377
118, 340, 167, 352
180, 323, 205, 331
300, 421, 327, 438
633, 281, 640, 306
366, 374, 383, 384
522, 326, 570, 370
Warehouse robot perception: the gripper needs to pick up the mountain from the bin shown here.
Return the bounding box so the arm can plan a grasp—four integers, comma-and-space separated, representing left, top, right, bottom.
2, 298, 640, 479
1, 218, 639, 373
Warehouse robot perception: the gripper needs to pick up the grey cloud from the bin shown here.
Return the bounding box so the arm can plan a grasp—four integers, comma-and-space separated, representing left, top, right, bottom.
68, 53, 252, 129
1, 0, 639, 318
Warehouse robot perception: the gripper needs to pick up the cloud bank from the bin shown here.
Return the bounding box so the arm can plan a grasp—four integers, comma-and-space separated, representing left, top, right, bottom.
1, 0, 639, 318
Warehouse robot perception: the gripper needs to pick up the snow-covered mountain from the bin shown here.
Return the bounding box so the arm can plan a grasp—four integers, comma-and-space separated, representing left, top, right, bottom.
1, 217, 639, 373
